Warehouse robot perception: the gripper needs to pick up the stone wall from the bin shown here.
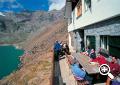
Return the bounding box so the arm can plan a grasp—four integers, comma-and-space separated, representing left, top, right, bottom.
84, 16, 120, 52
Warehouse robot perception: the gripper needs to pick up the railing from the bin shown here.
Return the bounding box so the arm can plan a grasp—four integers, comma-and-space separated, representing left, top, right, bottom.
50, 51, 55, 85
51, 51, 64, 85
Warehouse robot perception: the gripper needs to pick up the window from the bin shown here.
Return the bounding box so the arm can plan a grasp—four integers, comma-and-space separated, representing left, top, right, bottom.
100, 36, 109, 50
100, 36, 120, 59
84, 0, 91, 12
77, 0, 82, 17
86, 36, 96, 50
109, 36, 120, 59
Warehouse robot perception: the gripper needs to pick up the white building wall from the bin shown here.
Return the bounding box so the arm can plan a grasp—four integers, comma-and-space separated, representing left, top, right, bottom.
68, 33, 75, 52
68, 0, 120, 32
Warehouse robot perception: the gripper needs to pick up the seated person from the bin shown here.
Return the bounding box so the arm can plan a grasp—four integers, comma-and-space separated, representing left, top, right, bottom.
90, 52, 107, 65
89, 49, 96, 59
81, 47, 91, 56
106, 57, 120, 85
106, 55, 113, 62
86, 47, 91, 55
69, 56, 93, 85
98, 48, 109, 58
109, 57, 120, 77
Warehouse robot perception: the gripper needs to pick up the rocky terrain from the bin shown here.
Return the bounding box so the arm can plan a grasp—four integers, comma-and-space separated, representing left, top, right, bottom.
0, 9, 68, 85
0, 9, 65, 44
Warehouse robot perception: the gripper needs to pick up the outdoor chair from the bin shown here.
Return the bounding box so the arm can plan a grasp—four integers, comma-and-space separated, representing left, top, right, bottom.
73, 74, 89, 85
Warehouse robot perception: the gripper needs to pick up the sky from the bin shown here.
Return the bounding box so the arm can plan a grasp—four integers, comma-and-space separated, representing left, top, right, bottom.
0, 0, 66, 12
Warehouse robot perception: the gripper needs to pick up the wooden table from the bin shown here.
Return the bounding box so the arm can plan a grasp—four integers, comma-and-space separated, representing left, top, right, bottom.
72, 53, 99, 74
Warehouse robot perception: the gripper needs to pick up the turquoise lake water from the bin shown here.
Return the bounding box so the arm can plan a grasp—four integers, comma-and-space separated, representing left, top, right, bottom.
0, 45, 24, 79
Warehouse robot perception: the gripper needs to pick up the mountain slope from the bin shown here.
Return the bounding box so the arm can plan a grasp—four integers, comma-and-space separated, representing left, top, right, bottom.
0, 10, 65, 44
0, 9, 68, 85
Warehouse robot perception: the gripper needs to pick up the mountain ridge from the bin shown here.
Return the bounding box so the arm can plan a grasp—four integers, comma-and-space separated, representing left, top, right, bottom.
0, 9, 65, 44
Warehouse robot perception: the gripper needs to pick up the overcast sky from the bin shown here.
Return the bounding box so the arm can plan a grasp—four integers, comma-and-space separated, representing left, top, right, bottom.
0, 0, 66, 12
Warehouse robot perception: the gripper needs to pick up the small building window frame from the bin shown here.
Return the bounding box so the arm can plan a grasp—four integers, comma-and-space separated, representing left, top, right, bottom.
84, 0, 92, 12
109, 36, 120, 59
86, 36, 96, 50
100, 35, 109, 50
76, 0, 82, 19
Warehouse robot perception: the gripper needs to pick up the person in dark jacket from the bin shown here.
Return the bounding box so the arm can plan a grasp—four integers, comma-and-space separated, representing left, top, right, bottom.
89, 49, 96, 59
62, 43, 70, 55
54, 40, 61, 61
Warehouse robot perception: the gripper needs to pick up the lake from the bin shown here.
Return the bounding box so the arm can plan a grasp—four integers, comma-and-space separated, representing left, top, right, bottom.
0, 45, 24, 79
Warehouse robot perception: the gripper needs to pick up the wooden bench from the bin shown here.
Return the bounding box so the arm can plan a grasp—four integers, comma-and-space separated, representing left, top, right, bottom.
74, 75, 89, 85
